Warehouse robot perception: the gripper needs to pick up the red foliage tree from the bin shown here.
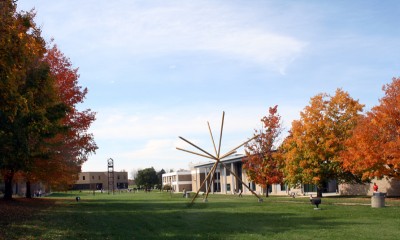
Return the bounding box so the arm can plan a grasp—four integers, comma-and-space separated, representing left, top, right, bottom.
242, 105, 283, 197
341, 77, 400, 181
26, 45, 98, 192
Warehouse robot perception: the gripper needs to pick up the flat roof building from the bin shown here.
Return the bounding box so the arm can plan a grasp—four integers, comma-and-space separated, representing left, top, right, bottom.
73, 171, 128, 191
162, 170, 192, 192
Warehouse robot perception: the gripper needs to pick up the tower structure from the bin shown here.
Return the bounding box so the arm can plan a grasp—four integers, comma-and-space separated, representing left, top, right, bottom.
107, 158, 114, 194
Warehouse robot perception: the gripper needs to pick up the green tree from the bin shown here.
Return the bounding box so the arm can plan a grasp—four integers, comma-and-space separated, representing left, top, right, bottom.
156, 169, 166, 190
281, 89, 364, 197
135, 167, 158, 190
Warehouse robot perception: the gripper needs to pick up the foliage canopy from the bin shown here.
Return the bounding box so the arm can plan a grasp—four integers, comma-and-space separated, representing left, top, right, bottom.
341, 77, 400, 180
280, 89, 364, 196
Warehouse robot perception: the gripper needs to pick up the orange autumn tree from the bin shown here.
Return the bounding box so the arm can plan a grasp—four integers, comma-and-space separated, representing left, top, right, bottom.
342, 77, 400, 181
243, 105, 283, 197
281, 89, 364, 197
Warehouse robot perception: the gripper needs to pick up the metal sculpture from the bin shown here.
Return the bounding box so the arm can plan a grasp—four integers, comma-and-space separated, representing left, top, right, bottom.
177, 112, 262, 204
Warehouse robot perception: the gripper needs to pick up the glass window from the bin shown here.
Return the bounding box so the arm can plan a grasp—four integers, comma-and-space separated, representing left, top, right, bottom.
304, 184, 318, 192
83, 176, 85, 180
214, 172, 220, 180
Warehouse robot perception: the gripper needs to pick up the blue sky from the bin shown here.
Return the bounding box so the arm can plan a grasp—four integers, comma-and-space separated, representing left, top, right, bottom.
17, 0, 400, 176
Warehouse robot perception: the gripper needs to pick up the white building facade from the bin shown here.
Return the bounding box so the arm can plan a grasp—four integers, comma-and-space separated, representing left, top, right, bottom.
162, 170, 192, 192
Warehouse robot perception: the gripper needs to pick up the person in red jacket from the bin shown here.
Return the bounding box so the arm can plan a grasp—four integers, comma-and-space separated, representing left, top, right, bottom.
373, 183, 378, 192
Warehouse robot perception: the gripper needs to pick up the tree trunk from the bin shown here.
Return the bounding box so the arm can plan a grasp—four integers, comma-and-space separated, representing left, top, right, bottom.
265, 184, 269, 197
4, 171, 14, 200
26, 180, 32, 198
316, 186, 323, 198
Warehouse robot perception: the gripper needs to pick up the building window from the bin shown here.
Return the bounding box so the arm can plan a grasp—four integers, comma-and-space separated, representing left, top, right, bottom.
117, 175, 120, 180
213, 182, 221, 192
281, 183, 287, 191
248, 182, 256, 191
227, 184, 231, 191
304, 184, 318, 192
83, 176, 85, 180
92, 176, 94, 180
98, 176, 101, 180
214, 172, 220, 180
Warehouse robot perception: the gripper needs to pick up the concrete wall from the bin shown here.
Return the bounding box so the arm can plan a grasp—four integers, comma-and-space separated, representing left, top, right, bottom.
178, 184, 192, 192
178, 174, 191, 181
340, 178, 400, 197
191, 170, 206, 193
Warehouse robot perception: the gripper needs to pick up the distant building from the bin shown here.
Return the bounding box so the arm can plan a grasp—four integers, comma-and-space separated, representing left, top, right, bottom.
128, 179, 135, 186
191, 154, 400, 197
191, 154, 338, 196
0, 180, 46, 197
162, 170, 192, 192
0, 173, 47, 196
191, 154, 287, 195
73, 172, 128, 190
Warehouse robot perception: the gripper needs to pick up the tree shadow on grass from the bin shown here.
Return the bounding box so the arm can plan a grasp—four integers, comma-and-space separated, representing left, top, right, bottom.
3, 197, 374, 240
0, 198, 57, 239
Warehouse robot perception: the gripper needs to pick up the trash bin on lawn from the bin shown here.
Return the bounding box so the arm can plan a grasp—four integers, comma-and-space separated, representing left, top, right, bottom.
371, 192, 385, 208
185, 192, 190, 198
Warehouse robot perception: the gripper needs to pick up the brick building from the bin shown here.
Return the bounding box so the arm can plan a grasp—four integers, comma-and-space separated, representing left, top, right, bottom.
73, 171, 128, 190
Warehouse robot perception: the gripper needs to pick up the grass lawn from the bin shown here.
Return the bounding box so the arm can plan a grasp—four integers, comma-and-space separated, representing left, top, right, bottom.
1, 191, 400, 239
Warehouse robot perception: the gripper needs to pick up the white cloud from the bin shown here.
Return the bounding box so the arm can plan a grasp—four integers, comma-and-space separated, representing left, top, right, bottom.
90, 106, 260, 141
120, 139, 175, 160
90, 103, 302, 152
23, 0, 306, 74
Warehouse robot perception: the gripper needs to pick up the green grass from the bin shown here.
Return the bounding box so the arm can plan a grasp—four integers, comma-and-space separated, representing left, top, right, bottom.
2, 191, 400, 239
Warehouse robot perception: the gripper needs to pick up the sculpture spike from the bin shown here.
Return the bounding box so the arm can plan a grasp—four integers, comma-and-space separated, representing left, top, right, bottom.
176, 147, 216, 160
177, 112, 262, 204
208, 121, 218, 157
217, 111, 225, 158
179, 136, 217, 160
